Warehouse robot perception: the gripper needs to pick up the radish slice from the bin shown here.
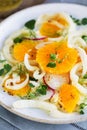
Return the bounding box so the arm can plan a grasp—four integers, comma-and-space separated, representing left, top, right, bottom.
43, 73, 69, 90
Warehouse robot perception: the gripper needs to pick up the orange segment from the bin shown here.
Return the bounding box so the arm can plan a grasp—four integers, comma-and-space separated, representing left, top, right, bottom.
59, 84, 80, 113
36, 42, 78, 74
3, 74, 30, 96
52, 14, 69, 26
4, 85, 30, 96
40, 22, 61, 38
40, 14, 69, 38
28, 47, 37, 60
13, 40, 38, 62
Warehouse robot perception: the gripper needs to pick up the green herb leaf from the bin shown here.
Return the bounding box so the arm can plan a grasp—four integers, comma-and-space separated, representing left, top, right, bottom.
29, 83, 35, 88
20, 83, 47, 99
57, 58, 62, 63
80, 103, 87, 109
81, 18, 87, 25
29, 93, 37, 99
79, 110, 84, 114
50, 53, 56, 60
25, 19, 36, 29
70, 16, 81, 25
29, 76, 37, 81
16, 64, 27, 75
79, 103, 87, 114
78, 78, 85, 84
36, 85, 47, 95
0, 69, 4, 76
70, 15, 87, 26
0, 64, 12, 76
4, 64, 12, 73
13, 37, 23, 43
47, 62, 56, 68
0, 60, 6, 63
83, 74, 87, 79
82, 35, 87, 42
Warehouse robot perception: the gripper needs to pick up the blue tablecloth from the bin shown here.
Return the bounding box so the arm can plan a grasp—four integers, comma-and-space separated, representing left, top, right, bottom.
0, 0, 87, 130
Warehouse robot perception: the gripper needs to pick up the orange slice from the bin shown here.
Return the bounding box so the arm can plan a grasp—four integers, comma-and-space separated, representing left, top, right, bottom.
39, 14, 69, 38
3, 74, 30, 96
59, 84, 80, 113
13, 40, 39, 62
36, 42, 78, 74
40, 22, 61, 38
4, 85, 30, 96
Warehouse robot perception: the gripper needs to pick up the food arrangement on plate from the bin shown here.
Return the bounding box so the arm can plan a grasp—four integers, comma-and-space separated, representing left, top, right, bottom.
0, 11, 87, 118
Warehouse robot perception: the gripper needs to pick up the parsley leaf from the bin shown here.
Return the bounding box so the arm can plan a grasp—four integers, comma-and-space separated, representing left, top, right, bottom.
25, 19, 36, 29
83, 74, 87, 79
50, 53, 56, 60
13, 37, 23, 43
29, 93, 37, 98
0, 60, 6, 63
0, 69, 4, 76
79, 73, 87, 84
47, 62, 56, 68
79, 103, 87, 114
29, 76, 37, 81
16, 64, 27, 75
20, 83, 47, 99
57, 58, 62, 63
70, 16, 81, 25
36, 84, 47, 95
82, 35, 87, 42
29, 83, 35, 88
79, 110, 84, 114
70, 15, 87, 26
81, 18, 87, 25
4, 64, 12, 73
0, 64, 12, 76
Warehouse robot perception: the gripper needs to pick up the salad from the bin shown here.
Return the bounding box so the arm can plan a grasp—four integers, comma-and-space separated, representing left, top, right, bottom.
0, 12, 87, 118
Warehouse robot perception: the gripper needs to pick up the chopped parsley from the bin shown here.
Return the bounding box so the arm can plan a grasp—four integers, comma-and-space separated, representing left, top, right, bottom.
0, 59, 6, 63
0, 69, 4, 76
16, 64, 27, 75
29, 76, 37, 81
13, 37, 23, 43
79, 110, 84, 114
78, 73, 87, 84
0, 64, 12, 76
4, 64, 12, 73
83, 74, 87, 79
50, 53, 56, 60
70, 15, 81, 25
81, 18, 87, 25
47, 62, 56, 68
71, 15, 87, 25
57, 58, 62, 63
25, 19, 36, 29
79, 103, 87, 114
20, 83, 47, 99
29, 83, 35, 88
36, 84, 47, 95
82, 35, 87, 42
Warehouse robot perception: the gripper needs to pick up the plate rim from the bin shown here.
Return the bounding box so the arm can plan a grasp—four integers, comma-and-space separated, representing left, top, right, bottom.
0, 3, 87, 124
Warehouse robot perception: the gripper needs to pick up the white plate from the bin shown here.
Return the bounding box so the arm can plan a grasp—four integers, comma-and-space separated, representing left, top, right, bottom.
0, 3, 87, 124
